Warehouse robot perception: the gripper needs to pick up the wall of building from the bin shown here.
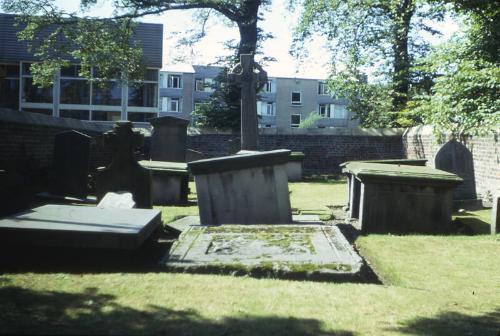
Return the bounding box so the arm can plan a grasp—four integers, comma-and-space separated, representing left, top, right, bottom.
403, 126, 500, 199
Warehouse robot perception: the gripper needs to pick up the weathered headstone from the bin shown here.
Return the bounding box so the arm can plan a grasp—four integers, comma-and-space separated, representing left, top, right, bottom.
189, 149, 292, 225
96, 121, 152, 209
50, 130, 91, 199
435, 140, 477, 200
97, 191, 136, 209
150, 116, 190, 162
229, 54, 268, 151
492, 194, 499, 235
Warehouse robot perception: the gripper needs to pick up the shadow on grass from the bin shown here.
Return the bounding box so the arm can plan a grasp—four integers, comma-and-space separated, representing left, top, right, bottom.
389, 307, 500, 336
0, 286, 356, 336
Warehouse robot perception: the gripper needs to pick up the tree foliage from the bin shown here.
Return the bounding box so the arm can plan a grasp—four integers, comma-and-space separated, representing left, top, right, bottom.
1, 0, 270, 86
192, 68, 241, 131
293, 0, 445, 119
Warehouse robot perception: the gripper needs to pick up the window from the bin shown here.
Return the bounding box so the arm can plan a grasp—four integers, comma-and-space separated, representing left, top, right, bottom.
167, 74, 182, 88
60, 78, 90, 105
161, 97, 180, 112
291, 114, 301, 128
128, 112, 156, 122
318, 104, 331, 118
21, 62, 53, 103
0, 64, 20, 109
92, 81, 121, 106
266, 102, 274, 116
262, 80, 273, 93
318, 82, 329, 95
291, 91, 301, 105
195, 78, 215, 92
91, 110, 121, 121
195, 79, 204, 91
60, 109, 90, 120
332, 104, 348, 119
128, 82, 158, 107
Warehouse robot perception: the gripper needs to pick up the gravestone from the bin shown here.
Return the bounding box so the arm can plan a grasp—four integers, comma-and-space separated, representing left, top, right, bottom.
435, 140, 476, 200
96, 121, 152, 209
342, 162, 463, 234
0, 204, 161, 249
150, 116, 190, 162
139, 160, 189, 205
189, 149, 292, 225
492, 194, 499, 235
97, 191, 136, 209
229, 54, 268, 150
49, 130, 91, 199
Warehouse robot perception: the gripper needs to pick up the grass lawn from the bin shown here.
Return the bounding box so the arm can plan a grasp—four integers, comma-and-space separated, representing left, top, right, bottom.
1, 181, 499, 335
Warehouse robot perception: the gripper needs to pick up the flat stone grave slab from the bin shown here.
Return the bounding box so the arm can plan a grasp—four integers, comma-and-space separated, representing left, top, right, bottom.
0, 204, 161, 249
163, 223, 363, 281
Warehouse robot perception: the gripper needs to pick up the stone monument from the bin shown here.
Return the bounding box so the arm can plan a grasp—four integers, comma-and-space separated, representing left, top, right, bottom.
435, 140, 476, 200
188, 150, 292, 225
50, 130, 91, 198
150, 116, 190, 162
96, 121, 152, 209
228, 53, 268, 151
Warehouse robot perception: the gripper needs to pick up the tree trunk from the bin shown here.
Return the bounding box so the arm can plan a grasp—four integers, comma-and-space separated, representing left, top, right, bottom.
236, 0, 261, 150
391, 0, 415, 111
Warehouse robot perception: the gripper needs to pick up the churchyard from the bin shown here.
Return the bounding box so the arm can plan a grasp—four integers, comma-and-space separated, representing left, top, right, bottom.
0, 55, 498, 335
0, 179, 499, 335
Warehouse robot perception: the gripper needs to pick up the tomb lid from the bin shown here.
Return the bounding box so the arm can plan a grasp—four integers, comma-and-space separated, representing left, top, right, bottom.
289, 151, 305, 162
188, 149, 291, 175
139, 160, 189, 174
339, 158, 428, 168
344, 162, 463, 184
149, 116, 190, 127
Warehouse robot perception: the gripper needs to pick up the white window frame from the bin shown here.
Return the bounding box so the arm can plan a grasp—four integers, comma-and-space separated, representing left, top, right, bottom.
318, 82, 329, 95
291, 91, 302, 105
265, 102, 275, 116
290, 114, 301, 128
195, 79, 204, 91
263, 79, 274, 93
167, 74, 182, 89
332, 104, 348, 119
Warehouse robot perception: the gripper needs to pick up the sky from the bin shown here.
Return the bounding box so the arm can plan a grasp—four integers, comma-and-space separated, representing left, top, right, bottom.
50, 0, 458, 79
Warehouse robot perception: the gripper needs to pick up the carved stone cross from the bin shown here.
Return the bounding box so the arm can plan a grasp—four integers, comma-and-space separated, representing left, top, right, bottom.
229, 54, 268, 151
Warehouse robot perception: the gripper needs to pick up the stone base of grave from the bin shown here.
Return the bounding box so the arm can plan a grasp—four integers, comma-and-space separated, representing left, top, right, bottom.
0, 205, 162, 249
286, 152, 304, 182
140, 161, 189, 205
162, 218, 363, 281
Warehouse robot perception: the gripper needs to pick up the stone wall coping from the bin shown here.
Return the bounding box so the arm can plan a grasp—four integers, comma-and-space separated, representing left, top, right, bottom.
0, 108, 112, 133
339, 158, 427, 168
139, 160, 188, 174
188, 149, 291, 175
344, 162, 463, 185
188, 127, 405, 136
150, 116, 190, 127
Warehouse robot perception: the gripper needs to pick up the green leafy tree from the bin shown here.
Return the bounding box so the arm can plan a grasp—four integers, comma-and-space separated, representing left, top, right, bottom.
192, 68, 241, 131
292, 0, 447, 127
298, 111, 321, 128
1, 0, 270, 86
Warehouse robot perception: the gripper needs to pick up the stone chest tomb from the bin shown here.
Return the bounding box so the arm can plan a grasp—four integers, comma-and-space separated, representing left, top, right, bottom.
342, 161, 462, 234
188, 149, 292, 225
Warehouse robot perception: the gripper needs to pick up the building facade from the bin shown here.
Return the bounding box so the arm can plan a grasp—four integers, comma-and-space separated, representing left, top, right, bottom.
159, 65, 359, 130
0, 13, 163, 123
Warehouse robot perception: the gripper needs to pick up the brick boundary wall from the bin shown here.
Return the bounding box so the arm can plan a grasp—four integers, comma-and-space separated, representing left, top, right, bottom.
0, 109, 114, 175
402, 125, 500, 199
187, 133, 405, 175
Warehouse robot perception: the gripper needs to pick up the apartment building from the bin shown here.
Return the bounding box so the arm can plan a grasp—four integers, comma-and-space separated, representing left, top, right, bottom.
0, 13, 163, 122
159, 65, 359, 129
